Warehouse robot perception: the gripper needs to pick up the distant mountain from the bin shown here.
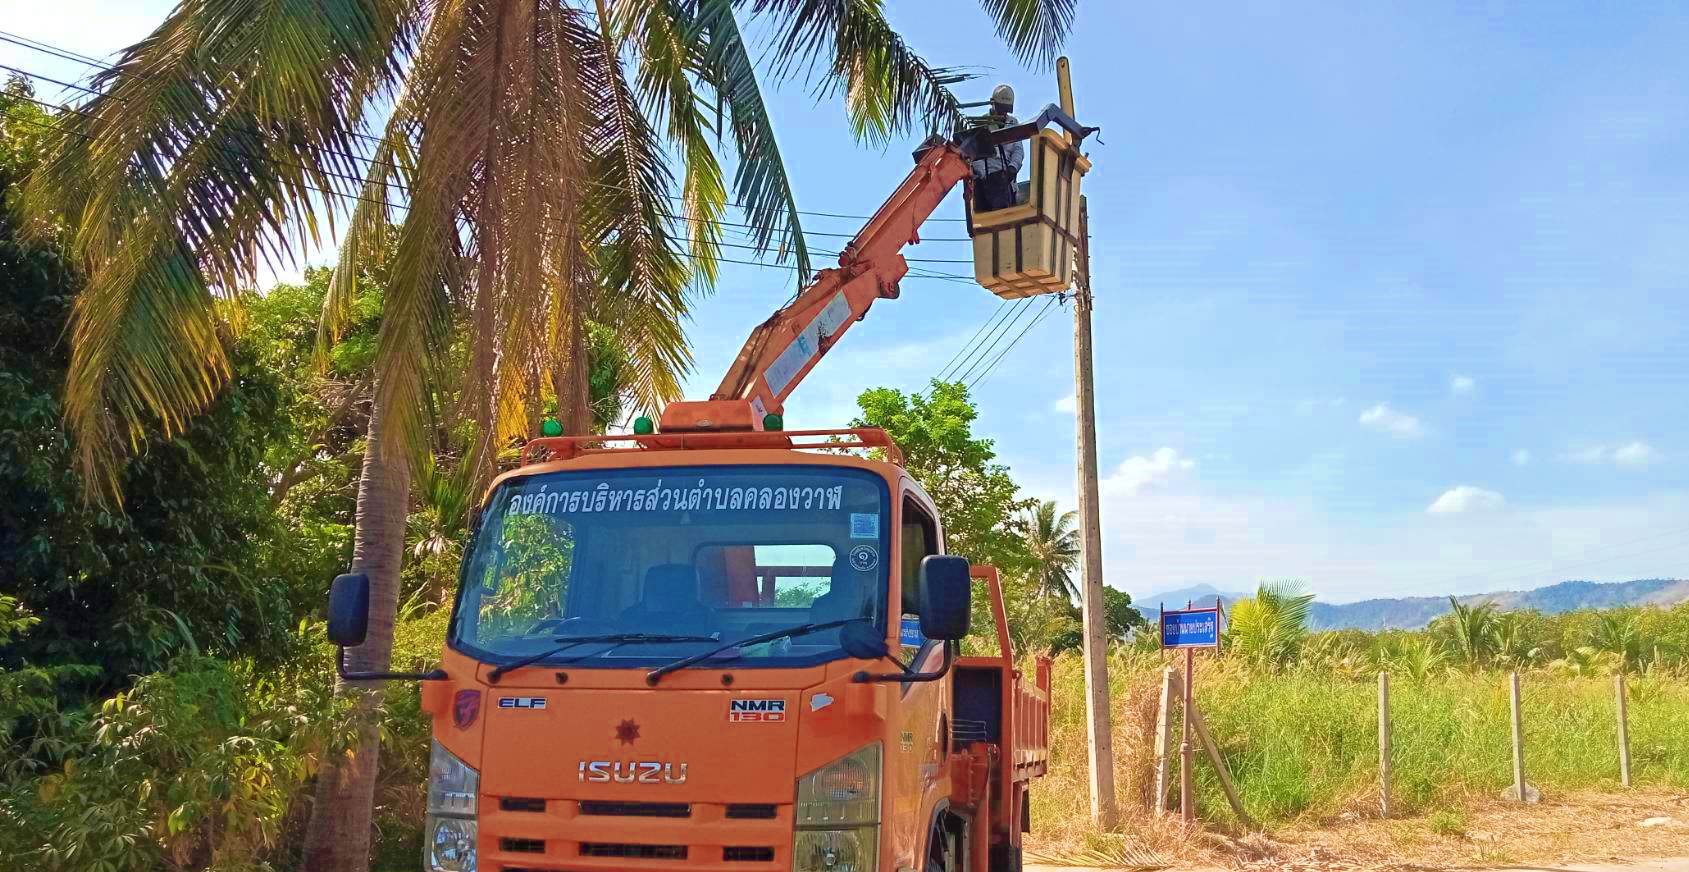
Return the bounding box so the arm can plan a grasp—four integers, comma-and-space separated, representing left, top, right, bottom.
1132, 583, 1246, 612
1133, 578, 1689, 631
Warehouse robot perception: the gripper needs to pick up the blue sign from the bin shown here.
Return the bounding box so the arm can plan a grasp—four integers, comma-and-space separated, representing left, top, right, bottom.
1161, 608, 1220, 648
899, 615, 926, 648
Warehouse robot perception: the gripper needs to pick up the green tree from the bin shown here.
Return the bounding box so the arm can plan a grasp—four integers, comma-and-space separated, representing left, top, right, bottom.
0, 84, 296, 690
1023, 500, 1080, 600
853, 380, 1035, 574
1225, 581, 1314, 671
22, 3, 1076, 864
1102, 586, 1147, 642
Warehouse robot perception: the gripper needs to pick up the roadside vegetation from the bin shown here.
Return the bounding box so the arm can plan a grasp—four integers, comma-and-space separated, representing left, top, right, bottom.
1033, 589, 1689, 852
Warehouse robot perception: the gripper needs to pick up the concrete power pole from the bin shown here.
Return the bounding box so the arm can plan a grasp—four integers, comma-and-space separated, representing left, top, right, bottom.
1059, 56, 1119, 830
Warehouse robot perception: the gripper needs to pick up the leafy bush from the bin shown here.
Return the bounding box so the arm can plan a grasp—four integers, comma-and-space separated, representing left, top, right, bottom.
0, 654, 357, 871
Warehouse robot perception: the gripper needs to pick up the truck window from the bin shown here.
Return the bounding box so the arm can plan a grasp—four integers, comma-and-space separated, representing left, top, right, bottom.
901, 496, 939, 615
451, 465, 891, 668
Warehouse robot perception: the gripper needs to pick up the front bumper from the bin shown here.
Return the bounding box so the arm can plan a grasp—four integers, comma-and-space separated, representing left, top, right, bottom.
477, 795, 792, 871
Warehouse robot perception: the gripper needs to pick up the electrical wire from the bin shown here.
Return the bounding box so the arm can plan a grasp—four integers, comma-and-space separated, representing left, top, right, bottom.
0, 29, 975, 225
967, 296, 1060, 389
950, 299, 1035, 383
4, 107, 983, 286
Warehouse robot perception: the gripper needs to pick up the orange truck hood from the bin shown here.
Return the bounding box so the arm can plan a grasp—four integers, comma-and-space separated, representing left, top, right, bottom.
477, 685, 800, 802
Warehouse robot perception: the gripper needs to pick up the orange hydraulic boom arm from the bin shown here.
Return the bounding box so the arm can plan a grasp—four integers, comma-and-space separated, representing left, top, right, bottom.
656, 109, 1096, 435
657, 137, 970, 433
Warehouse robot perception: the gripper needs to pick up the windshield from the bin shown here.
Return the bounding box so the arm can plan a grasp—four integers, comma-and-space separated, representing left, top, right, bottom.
450, 464, 891, 668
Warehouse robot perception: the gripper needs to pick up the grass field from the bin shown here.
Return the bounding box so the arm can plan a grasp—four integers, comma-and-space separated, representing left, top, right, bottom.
1029, 650, 1689, 848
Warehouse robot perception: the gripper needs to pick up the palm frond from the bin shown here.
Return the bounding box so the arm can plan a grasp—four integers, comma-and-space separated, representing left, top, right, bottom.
975, 0, 1076, 69
691, 0, 811, 283
747, 0, 965, 142
576, 3, 694, 412
20, 0, 420, 499
615, 0, 729, 285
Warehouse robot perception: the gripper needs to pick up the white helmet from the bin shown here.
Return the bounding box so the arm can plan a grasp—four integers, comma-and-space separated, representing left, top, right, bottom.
991, 83, 1014, 112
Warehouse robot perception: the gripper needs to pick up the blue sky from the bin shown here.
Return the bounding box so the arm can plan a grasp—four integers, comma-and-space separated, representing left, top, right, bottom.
5, 1, 1686, 602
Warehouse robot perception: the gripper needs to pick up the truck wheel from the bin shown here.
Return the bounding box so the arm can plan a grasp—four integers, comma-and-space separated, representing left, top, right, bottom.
989, 841, 1023, 872
926, 817, 962, 872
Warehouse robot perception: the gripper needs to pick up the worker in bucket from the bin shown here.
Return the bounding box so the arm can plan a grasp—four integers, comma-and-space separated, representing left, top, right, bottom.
969, 83, 1024, 212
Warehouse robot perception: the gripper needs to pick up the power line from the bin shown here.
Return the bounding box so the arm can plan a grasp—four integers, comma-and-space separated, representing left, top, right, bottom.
0, 29, 975, 226
937, 301, 1020, 382
951, 299, 1035, 383
5, 108, 982, 287
968, 296, 1060, 389
932, 299, 1008, 378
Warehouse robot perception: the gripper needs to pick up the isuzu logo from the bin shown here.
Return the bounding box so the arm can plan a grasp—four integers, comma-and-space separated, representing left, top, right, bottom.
578, 761, 689, 784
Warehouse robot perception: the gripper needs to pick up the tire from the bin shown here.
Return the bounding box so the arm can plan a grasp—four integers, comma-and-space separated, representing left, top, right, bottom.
989, 840, 1023, 872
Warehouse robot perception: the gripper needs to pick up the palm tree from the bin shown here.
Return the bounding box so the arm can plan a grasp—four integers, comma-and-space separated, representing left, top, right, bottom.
1023, 500, 1080, 601
21, 2, 1076, 868
1225, 581, 1314, 671
1436, 596, 1501, 666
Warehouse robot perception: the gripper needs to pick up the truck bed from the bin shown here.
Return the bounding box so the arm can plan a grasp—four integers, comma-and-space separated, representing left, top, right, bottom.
952, 566, 1053, 841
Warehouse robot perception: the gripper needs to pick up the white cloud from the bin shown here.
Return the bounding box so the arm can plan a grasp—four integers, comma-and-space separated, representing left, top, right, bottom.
1358, 403, 1425, 439
1512, 449, 1531, 466
1567, 440, 1657, 469
1613, 441, 1656, 467
1451, 374, 1476, 395
1053, 393, 1077, 414
1091, 486, 1689, 603
1427, 486, 1506, 515
1102, 448, 1195, 496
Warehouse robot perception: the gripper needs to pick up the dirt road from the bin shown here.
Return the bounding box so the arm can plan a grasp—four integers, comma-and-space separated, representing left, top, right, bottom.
1027, 859, 1689, 872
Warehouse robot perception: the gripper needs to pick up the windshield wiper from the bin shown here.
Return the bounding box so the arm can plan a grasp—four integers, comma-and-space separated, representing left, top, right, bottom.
488, 633, 718, 683
645, 618, 872, 685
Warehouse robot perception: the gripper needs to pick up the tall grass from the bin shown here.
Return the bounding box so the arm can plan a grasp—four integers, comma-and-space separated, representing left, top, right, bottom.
1035, 652, 1689, 836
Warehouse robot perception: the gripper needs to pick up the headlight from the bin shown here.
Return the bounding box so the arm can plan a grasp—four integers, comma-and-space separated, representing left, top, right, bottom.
426, 740, 478, 872
796, 743, 881, 826
795, 744, 881, 872
794, 827, 877, 872
427, 816, 477, 872
428, 739, 479, 816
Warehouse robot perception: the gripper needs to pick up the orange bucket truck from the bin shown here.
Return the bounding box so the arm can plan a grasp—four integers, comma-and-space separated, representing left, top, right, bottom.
325, 105, 1098, 872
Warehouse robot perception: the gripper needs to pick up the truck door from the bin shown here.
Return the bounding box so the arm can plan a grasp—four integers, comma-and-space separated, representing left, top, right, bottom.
887, 492, 951, 869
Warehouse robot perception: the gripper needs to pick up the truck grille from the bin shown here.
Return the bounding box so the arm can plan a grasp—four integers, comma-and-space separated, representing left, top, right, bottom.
580, 842, 689, 860
499, 837, 546, 854
487, 797, 786, 868
578, 800, 691, 818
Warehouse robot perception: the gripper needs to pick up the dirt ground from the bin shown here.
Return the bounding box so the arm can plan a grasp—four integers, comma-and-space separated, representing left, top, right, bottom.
1027, 790, 1689, 871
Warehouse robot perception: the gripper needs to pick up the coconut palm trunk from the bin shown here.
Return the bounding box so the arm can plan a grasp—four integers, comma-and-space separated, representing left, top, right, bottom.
301, 389, 411, 870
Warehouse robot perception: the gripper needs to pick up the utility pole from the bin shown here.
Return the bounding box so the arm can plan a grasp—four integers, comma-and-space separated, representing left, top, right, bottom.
1060, 56, 1118, 830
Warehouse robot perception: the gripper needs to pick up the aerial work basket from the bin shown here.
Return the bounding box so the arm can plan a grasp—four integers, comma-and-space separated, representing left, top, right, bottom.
969, 128, 1092, 299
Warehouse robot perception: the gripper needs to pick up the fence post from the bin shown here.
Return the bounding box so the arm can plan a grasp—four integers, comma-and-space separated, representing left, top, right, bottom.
1378, 671, 1392, 818
1509, 671, 1526, 802
1153, 667, 1176, 815
1615, 671, 1631, 788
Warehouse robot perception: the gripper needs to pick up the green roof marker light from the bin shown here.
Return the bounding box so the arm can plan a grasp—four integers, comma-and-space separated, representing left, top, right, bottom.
632, 416, 655, 435
762, 413, 784, 431
540, 418, 563, 437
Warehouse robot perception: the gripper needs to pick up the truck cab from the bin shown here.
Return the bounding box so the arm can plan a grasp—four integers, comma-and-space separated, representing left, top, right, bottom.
332, 429, 1050, 872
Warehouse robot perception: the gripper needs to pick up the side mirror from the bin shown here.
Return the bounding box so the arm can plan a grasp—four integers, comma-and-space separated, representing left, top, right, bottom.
327, 573, 371, 647
839, 620, 889, 660
918, 556, 971, 641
